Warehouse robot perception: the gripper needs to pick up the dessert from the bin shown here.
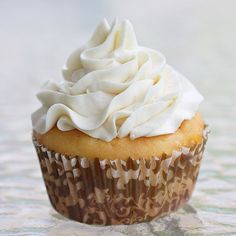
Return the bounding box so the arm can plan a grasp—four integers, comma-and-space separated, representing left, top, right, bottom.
32, 19, 208, 225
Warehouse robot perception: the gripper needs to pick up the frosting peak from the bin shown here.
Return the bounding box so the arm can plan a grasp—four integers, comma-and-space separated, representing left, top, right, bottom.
32, 19, 203, 141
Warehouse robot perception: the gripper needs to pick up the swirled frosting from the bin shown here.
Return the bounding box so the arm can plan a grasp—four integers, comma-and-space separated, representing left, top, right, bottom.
32, 19, 203, 141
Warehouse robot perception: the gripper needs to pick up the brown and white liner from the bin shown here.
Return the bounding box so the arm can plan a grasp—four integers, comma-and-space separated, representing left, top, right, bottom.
33, 129, 208, 225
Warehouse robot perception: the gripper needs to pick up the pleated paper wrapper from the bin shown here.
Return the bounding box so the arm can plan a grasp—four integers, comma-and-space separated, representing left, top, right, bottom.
33, 128, 208, 225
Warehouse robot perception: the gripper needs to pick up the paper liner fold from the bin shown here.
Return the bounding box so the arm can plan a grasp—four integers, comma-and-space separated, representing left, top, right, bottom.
33, 128, 208, 225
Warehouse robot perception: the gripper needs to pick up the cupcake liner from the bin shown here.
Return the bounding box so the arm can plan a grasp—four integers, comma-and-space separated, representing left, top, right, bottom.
33, 128, 208, 225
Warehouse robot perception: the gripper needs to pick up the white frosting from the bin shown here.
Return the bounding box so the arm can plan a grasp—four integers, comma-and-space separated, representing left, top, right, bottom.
32, 19, 203, 141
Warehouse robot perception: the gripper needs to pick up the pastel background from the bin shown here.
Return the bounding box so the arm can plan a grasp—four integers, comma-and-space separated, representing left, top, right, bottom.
0, 0, 235, 235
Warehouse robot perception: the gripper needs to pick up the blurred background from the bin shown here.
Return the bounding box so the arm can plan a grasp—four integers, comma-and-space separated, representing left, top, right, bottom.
0, 0, 235, 235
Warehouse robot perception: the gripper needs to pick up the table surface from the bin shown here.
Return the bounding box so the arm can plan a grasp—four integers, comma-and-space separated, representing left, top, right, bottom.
0, 0, 236, 235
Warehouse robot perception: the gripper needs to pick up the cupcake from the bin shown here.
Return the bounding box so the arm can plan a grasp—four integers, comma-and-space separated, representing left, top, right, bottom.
32, 19, 208, 225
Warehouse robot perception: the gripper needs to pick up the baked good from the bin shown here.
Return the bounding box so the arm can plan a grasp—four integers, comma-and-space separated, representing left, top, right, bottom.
32, 19, 208, 225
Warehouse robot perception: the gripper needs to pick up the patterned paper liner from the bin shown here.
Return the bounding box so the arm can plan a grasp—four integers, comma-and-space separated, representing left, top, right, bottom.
33, 128, 208, 225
